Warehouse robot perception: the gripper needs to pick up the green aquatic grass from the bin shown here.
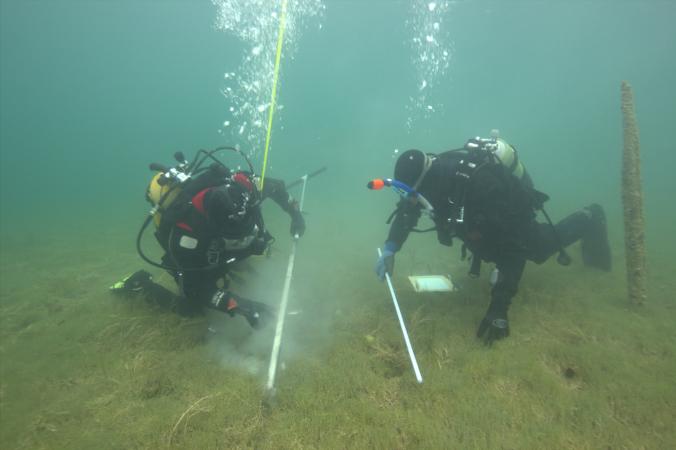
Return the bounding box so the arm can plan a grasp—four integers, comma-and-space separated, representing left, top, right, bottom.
1, 230, 675, 449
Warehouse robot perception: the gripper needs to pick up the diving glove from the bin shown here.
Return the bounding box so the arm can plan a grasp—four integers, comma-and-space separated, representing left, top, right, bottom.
375, 241, 398, 281
290, 209, 306, 238
476, 308, 510, 345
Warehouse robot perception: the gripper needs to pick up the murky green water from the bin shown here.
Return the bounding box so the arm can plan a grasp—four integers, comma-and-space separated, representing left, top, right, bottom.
1, 1, 675, 448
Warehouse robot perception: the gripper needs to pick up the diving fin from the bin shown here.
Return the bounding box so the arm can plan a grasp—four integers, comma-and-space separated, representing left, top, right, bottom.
581, 204, 612, 271
110, 270, 153, 293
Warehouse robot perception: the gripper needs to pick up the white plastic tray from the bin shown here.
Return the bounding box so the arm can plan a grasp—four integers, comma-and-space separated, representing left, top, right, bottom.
408, 275, 455, 293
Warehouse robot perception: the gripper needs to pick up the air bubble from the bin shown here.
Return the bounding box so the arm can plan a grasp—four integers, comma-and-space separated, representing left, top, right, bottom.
406, 0, 454, 127
213, 0, 325, 153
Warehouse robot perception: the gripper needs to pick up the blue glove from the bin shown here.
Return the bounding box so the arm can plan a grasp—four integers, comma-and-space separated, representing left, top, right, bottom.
375, 241, 399, 281
290, 209, 305, 237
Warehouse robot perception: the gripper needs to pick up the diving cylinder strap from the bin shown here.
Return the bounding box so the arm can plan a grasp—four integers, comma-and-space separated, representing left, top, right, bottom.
412, 154, 436, 191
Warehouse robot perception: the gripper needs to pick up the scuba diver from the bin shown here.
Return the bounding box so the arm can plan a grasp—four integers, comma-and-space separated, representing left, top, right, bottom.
111, 147, 305, 329
370, 131, 611, 344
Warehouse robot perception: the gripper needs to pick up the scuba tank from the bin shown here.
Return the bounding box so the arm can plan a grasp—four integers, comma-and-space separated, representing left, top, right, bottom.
464, 130, 571, 266
494, 138, 526, 180
464, 129, 528, 185
147, 172, 182, 228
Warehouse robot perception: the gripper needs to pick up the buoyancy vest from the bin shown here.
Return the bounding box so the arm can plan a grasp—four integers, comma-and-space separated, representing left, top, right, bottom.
425, 143, 544, 247
147, 166, 269, 266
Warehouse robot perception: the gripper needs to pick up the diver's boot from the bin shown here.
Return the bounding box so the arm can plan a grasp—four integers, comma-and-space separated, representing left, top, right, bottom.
235, 297, 275, 329
581, 204, 612, 271
110, 270, 153, 294
209, 290, 274, 329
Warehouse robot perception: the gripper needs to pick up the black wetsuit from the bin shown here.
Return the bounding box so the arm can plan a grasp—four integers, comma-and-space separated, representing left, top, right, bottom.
141, 173, 299, 319
387, 151, 593, 318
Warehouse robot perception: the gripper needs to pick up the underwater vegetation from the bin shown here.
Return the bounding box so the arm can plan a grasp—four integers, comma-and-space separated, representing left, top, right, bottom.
1, 213, 675, 449
2, 1, 676, 448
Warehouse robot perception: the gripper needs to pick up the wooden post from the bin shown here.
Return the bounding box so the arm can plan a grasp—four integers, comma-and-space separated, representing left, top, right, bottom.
620, 81, 647, 305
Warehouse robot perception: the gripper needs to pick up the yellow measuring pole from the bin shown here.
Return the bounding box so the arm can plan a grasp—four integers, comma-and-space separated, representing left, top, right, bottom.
259, 0, 288, 191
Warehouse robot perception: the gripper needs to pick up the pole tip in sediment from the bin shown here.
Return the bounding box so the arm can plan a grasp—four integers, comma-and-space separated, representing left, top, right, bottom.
262, 388, 277, 412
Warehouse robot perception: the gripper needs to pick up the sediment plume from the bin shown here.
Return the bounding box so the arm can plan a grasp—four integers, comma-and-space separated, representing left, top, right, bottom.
620, 81, 647, 305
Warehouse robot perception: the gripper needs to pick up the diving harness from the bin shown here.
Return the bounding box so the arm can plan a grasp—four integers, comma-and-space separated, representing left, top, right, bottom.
137, 146, 268, 272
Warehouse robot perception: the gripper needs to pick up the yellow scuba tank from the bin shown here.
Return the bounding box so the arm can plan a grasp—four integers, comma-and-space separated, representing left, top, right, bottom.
147, 172, 182, 227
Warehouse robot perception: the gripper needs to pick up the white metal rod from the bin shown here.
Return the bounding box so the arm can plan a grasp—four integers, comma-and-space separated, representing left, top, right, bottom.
377, 248, 423, 384
266, 175, 308, 393
298, 174, 308, 211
